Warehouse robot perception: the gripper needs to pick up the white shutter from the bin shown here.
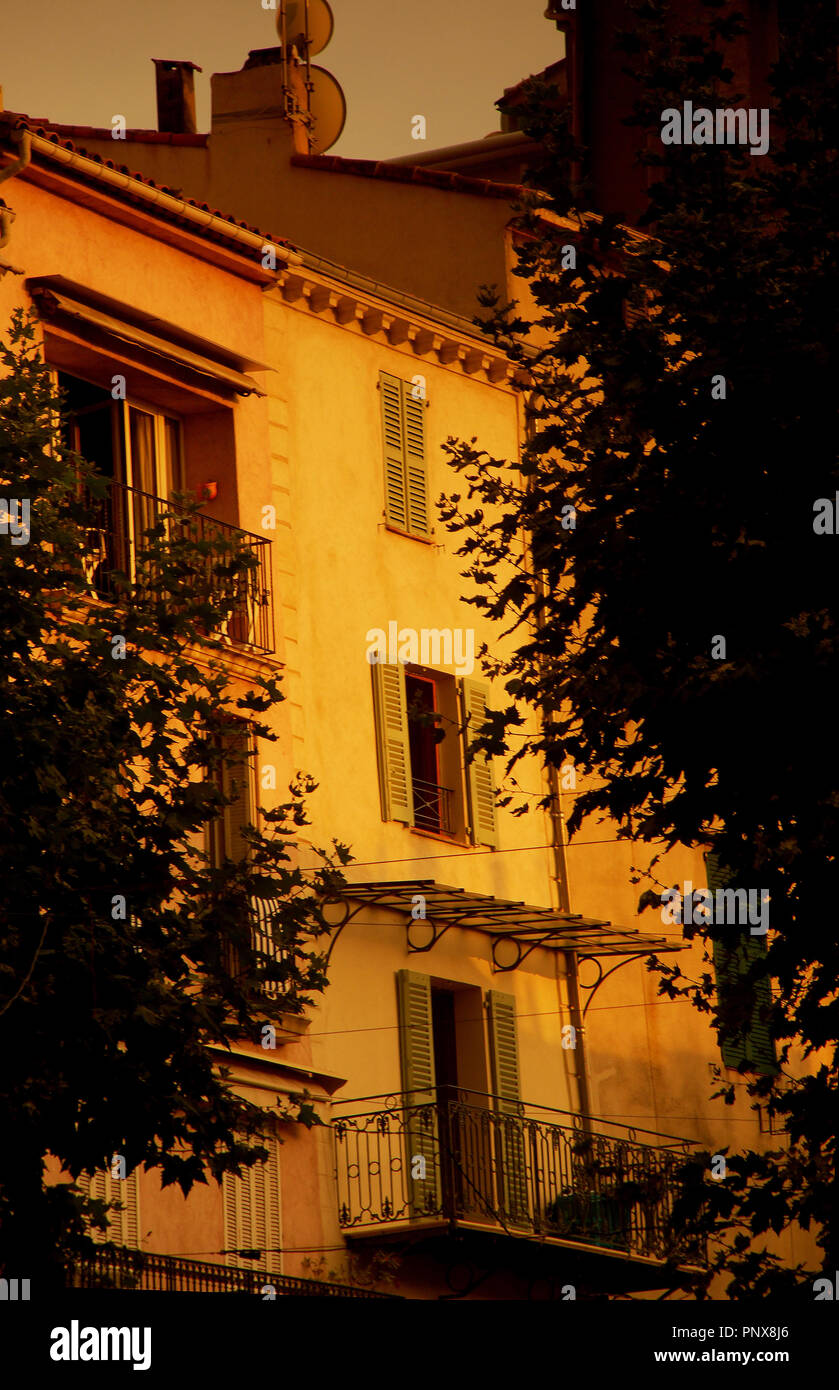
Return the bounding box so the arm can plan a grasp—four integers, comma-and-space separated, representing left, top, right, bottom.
77, 1166, 140, 1248
223, 1132, 282, 1275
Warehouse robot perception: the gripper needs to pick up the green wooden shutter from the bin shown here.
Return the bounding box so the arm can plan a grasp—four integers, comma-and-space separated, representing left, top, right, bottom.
380, 373, 429, 537
380, 371, 408, 530
223, 1132, 282, 1275
461, 679, 498, 847
396, 970, 442, 1216
487, 990, 530, 1226
222, 725, 254, 863
371, 662, 414, 824
706, 852, 777, 1075
401, 380, 429, 536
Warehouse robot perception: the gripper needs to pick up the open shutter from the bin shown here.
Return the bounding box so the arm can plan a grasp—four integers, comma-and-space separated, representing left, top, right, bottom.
371, 662, 414, 824
396, 970, 442, 1216
487, 990, 529, 1226
401, 380, 429, 536
380, 372, 408, 530
706, 852, 776, 1075
223, 1132, 282, 1275
461, 678, 498, 847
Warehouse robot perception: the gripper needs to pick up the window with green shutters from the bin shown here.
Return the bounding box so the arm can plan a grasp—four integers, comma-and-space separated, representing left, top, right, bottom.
379, 371, 430, 538
706, 852, 777, 1075
371, 665, 498, 846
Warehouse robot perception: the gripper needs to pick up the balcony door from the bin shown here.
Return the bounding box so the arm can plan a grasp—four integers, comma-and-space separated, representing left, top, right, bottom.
397, 972, 526, 1227
59, 373, 183, 587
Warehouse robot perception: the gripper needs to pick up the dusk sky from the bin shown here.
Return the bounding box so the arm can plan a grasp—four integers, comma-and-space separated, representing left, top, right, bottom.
1, 0, 562, 160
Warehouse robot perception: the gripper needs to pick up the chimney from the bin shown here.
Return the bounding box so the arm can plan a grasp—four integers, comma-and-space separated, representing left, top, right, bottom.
153, 60, 202, 135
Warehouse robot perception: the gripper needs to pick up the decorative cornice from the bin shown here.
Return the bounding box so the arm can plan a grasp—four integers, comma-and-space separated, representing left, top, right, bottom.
271, 266, 522, 388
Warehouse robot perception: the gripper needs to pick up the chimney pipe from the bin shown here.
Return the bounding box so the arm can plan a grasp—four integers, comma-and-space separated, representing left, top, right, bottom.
153, 60, 202, 135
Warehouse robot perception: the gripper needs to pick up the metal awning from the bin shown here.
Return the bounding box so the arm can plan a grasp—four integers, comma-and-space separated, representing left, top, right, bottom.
338, 879, 680, 968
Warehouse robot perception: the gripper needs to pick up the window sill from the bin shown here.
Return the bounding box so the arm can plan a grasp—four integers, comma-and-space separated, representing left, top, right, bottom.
406, 824, 471, 848
383, 523, 435, 546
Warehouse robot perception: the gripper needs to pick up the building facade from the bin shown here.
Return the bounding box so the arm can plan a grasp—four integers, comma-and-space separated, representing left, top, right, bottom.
0, 0, 816, 1299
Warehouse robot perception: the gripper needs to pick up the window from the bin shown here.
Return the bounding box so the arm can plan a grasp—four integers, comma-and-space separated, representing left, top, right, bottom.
59, 372, 183, 497
371, 664, 497, 846
205, 727, 289, 998
222, 1128, 282, 1275
706, 852, 777, 1075
58, 372, 184, 591
379, 371, 429, 537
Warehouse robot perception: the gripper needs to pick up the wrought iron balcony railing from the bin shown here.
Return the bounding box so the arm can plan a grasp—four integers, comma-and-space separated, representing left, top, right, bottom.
80, 480, 274, 654
65, 1246, 394, 1297
334, 1090, 705, 1266
411, 778, 454, 835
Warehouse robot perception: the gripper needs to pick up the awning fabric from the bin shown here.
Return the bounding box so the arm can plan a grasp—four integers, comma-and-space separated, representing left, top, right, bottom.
27, 281, 264, 397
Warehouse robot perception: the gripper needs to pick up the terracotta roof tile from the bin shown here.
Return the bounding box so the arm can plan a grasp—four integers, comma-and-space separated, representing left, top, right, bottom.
290, 152, 523, 201
1, 113, 292, 253
8, 116, 207, 147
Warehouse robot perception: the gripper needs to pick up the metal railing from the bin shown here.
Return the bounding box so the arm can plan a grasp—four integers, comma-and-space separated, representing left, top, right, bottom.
65, 1246, 394, 1297
81, 480, 274, 653
334, 1091, 704, 1265
411, 778, 454, 835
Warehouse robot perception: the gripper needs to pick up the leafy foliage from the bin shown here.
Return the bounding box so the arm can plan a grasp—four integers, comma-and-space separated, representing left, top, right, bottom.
440, 0, 839, 1293
0, 312, 349, 1282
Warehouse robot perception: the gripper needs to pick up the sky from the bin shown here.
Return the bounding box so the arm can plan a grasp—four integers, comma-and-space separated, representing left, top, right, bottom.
0, 0, 562, 160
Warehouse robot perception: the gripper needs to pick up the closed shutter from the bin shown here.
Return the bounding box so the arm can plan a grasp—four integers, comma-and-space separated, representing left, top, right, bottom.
77, 1166, 140, 1248
222, 725, 253, 863
396, 970, 442, 1216
223, 1131, 282, 1274
706, 852, 776, 1074
461, 679, 498, 847
207, 724, 254, 867
402, 382, 429, 536
371, 662, 414, 824
380, 372, 429, 537
380, 372, 408, 530
487, 990, 529, 1226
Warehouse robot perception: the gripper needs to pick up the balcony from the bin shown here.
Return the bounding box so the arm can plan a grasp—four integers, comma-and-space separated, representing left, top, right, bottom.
65, 1246, 395, 1297
81, 480, 274, 654
334, 1091, 705, 1274
411, 778, 455, 835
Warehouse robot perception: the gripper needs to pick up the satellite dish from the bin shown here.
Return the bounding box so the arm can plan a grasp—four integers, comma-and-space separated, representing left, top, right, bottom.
307, 65, 346, 153
278, 0, 335, 57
